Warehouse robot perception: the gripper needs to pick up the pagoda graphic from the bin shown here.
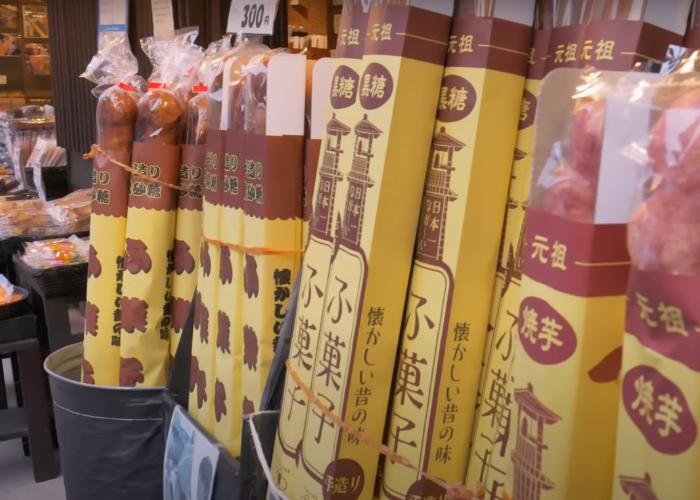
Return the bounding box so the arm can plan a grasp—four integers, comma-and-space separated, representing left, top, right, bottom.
416, 127, 463, 264
340, 113, 381, 248
511, 383, 561, 500
619, 473, 659, 500
311, 113, 351, 241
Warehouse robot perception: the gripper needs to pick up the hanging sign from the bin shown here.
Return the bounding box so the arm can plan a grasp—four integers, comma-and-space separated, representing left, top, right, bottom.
151, 0, 175, 40
226, 0, 280, 35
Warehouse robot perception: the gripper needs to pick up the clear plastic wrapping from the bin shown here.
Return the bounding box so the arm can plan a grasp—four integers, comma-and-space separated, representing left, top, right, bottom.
0, 189, 91, 238
532, 70, 608, 222
625, 69, 700, 275
136, 28, 203, 144
21, 235, 89, 269
82, 32, 144, 151
184, 36, 232, 146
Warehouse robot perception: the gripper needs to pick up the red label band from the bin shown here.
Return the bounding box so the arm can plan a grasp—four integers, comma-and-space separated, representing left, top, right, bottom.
363, 5, 452, 65
127, 142, 180, 211
446, 16, 533, 76
91, 149, 131, 217
522, 208, 630, 297
203, 129, 226, 206
627, 268, 700, 373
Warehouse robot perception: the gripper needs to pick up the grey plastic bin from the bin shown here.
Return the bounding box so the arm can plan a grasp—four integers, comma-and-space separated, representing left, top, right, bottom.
45, 342, 166, 500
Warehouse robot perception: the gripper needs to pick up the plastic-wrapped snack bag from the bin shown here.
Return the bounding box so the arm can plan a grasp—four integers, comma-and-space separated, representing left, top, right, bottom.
119, 29, 202, 388
613, 68, 700, 500
186, 39, 267, 450
467, 0, 692, 495
81, 33, 143, 386
169, 36, 231, 361
238, 49, 305, 439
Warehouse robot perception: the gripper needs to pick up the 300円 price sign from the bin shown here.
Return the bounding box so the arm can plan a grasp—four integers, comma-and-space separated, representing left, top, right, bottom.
227, 0, 279, 35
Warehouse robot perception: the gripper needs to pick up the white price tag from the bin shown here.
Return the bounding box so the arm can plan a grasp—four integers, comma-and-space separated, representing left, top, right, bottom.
226, 0, 280, 35
151, 0, 175, 40
98, 0, 128, 32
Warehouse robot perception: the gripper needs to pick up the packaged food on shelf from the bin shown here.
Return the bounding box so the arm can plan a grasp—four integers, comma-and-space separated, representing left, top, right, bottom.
379, 1, 535, 497
169, 35, 231, 362
119, 28, 203, 388
21, 235, 89, 269
0, 189, 90, 239
272, 1, 454, 497
468, 1, 694, 496
613, 60, 700, 500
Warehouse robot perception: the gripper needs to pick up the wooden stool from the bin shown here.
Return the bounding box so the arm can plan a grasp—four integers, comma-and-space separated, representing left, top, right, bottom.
0, 313, 59, 482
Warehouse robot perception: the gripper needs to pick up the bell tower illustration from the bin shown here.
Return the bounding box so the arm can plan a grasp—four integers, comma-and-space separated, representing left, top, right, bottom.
511, 383, 561, 500
340, 113, 381, 247
416, 127, 463, 263
311, 113, 351, 240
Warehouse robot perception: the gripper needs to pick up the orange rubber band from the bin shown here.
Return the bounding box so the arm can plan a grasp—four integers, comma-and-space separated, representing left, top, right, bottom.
204, 237, 303, 256
285, 361, 483, 500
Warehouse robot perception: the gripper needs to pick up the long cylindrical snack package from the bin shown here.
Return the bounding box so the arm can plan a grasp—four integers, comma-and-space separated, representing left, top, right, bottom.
239, 50, 305, 429
169, 37, 231, 362
275, 2, 454, 498
379, 1, 535, 498
465, 1, 691, 496
81, 33, 143, 386
271, 0, 376, 487
207, 41, 268, 455
119, 29, 202, 387
613, 69, 700, 500
188, 43, 247, 434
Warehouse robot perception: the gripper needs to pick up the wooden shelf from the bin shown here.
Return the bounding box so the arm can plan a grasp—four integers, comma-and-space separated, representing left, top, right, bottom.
0, 407, 28, 441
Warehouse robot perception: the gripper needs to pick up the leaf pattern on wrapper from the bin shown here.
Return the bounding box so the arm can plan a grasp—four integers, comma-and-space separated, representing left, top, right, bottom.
200, 241, 211, 277
217, 310, 230, 353
220, 246, 233, 284
588, 346, 623, 383
124, 238, 152, 274
242, 396, 255, 416
173, 240, 195, 275
189, 355, 207, 409
88, 245, 101, 278
120, 357, 145, 387
243, 325, 258, 370
243, 254, 259, 298
215, 379, 226, 422
171, 297, 190, 333
85, 302, 99, 336
82, 359, 95, 385
193, 291, 202, 329
121, 297, 148, 333
200, 303, 209, 344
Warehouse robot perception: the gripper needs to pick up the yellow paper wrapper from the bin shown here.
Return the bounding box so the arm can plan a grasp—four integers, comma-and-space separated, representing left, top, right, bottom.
379, 12, 532, 498
272, 2, 373, 488
613, 267, 700, 499
169, 143, 205, 358
274, 4, 452, 498
241, 132, 303, 417
464, 26, 550, 495
189, 129, 225, 434
212, 125, 244, 455
466, 17, 685, 498
119, 141, 180, 387
83, 151, 131, 386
